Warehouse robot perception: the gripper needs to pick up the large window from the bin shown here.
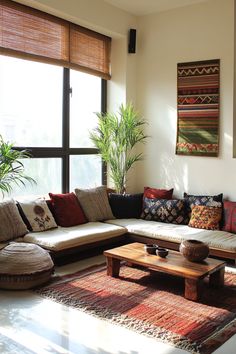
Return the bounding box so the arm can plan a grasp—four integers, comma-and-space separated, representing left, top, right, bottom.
0, 55, 106, 196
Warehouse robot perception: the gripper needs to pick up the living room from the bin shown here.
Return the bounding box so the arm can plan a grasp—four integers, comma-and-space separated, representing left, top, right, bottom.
0, 0, 236, 353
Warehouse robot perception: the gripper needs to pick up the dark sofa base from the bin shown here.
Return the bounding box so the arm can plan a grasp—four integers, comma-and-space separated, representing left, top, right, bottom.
49, 235, 127, 265
127, 233, 236, 264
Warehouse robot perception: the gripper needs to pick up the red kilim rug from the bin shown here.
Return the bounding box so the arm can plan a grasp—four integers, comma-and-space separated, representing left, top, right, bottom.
36, 264, 236, 354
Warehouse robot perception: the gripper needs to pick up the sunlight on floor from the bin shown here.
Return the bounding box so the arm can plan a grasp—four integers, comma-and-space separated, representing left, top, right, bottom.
0, 255, 236, 354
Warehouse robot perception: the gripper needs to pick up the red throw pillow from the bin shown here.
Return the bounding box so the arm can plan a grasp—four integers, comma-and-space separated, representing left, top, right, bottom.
222, 201, 236, 233
49, 192, 87, 227
143, 187, 174, 199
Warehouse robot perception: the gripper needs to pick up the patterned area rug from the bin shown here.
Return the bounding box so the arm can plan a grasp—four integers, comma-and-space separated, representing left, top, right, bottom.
36, 264, 236, 354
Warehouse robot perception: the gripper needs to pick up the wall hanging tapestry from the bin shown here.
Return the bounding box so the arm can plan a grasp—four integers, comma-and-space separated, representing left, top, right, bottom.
36, 263, 236, 354
176, 59, 220, 156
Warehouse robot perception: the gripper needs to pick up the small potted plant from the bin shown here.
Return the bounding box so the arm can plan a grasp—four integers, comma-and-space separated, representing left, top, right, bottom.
90, 103, 148, 194
0, 135, 35, 197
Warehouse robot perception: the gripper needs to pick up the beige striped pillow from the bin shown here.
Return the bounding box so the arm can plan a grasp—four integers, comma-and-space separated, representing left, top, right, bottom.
75, 186, 114, 222
0, 199, 28, 241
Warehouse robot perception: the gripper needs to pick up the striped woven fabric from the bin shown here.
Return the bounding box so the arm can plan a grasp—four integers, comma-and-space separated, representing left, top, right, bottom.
37, 263, 236, 354
176, 59, 220, 156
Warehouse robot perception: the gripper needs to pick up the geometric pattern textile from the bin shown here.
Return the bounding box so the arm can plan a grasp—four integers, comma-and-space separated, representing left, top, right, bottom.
188, 205, 222, 230
141, 198, 188, 224
176, 59, 220, 156
36, 264, 236, 354
183, 193, 223, 220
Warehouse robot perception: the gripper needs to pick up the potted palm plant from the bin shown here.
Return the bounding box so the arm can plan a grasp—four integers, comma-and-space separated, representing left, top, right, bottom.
0, 135, 35, 197
90, 103, 148, 194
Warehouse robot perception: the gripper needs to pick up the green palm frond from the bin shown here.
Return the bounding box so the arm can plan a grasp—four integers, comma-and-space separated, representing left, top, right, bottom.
0, 135, 36, 197
90, 103, 148, 194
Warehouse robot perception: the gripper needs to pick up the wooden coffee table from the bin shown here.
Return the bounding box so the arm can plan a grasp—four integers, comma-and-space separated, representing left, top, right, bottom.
104, 242, 225, 301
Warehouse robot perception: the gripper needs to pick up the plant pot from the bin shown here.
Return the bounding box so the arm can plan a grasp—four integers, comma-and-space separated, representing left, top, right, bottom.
179, 239, 209, 262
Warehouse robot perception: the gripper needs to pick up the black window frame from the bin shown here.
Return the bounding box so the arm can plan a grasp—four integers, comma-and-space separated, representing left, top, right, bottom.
14, 67, 107, 193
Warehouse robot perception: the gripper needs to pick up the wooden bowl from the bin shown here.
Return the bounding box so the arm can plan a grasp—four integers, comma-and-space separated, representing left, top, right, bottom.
144, 244, 158, 255
156, 248, 169, 258
179, 239, 209, 262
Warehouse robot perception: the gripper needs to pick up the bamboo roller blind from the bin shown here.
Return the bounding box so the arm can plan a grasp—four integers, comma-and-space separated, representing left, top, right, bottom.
0, 0, 111, 79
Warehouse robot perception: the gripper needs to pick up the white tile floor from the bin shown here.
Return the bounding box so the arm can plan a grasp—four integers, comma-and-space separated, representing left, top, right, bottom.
0, 255, 236, 354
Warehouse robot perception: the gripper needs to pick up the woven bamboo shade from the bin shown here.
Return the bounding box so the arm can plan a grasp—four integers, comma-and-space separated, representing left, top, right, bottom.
0, 0, 111, 79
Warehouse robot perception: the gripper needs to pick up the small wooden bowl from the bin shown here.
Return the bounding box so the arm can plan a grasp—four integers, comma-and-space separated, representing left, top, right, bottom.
156, 248, 168, 258
144, 244, 158, 255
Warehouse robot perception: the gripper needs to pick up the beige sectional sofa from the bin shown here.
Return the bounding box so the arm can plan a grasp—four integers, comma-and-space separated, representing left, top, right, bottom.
12, 216, 236, 264
1, 187, 236, 265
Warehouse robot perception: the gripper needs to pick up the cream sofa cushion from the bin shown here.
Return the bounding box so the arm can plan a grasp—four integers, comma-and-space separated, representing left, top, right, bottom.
20, 222, 127, 251
106, 218, 236, 252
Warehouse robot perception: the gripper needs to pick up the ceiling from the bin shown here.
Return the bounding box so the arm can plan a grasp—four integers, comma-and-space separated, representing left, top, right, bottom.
103, 0, 208, 16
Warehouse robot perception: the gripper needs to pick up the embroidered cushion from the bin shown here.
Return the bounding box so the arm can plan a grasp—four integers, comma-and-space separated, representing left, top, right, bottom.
144, 187, 173, 199
0, 199, 28, 241
222, 201, 236, 233
18, 199, 57, 232
74, 186, 114, 222
141, 198, 188, 224
108, 193, 143, 218
184, 192, 223, 209
188, 205, 222, 230
184, 192, 223, 220
49, 192, 87, 227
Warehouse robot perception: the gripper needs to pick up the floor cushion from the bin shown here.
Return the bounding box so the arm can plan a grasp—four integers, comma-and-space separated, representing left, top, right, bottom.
0, 243, 54, 290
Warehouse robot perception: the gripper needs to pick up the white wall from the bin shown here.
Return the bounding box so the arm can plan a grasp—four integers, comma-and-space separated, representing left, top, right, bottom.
132, 0, 236, 200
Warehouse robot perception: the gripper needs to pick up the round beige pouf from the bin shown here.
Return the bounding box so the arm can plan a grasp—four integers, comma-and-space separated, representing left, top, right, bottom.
0, 243, 54, 290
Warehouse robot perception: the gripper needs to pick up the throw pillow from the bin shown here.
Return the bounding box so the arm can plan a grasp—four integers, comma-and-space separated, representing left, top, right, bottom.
49, 192, 87, 227
183, 192, 223, 219
144, 187, 174, 199
108, 193, 143, 218
188, 205, 222, 230
184, 192, 223, 209
18, 199, 57, 232
222, 201, 236, 233
74, 186, 114, 222
0, 199, 28, 241
140, 198, 188, 224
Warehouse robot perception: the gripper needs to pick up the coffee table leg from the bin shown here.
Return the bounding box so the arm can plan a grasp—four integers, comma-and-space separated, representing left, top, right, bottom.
106, 256, 120, 277
209, 268, 225, 288
185, 279, 202, 301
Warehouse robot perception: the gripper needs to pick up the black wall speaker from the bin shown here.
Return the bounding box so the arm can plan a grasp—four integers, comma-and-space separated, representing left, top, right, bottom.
128, 29, 136, 54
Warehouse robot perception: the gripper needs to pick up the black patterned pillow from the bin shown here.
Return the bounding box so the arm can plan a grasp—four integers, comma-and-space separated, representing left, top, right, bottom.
184, 193, 223, 217
141, 198, 189, 224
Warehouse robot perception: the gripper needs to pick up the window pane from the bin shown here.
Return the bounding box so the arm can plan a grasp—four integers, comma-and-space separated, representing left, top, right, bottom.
9, 158, 62, 197
70, 155, 102, 190
0, 55, 63, 147
70, 70, 101, 148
